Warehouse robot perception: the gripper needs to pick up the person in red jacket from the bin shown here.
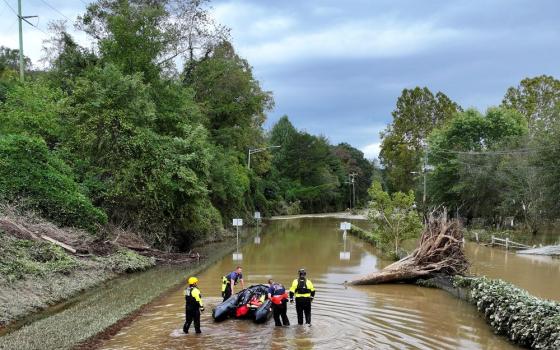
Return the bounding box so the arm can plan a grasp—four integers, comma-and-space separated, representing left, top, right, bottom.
267, 279, 290, 326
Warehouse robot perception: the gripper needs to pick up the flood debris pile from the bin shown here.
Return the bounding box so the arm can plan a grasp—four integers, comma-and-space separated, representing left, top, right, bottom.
456, 276, 560, 349
350, 215, 468, 285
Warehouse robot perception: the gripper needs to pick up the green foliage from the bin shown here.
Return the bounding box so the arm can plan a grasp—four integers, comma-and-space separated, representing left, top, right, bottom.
62, 64, 219, 246
380, 87, 461, 193
502, 75, 560, 133
0, 134, 107, 230
101, 248, 155, 273
0, 233, 80, 282
186, 41, 273, 150
0, 79, 64, 146
0, 46, 31, 74
428, 108, 528, 222
367, 181, 422, 258
468, 277, 560, 349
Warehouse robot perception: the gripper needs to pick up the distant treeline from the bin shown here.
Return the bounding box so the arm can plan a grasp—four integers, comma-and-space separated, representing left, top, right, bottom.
379, 77, 560, 233
0, 1, 379, 250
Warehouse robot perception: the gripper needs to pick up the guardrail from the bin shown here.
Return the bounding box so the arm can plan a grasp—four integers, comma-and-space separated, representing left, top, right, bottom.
489, 236, 530, 250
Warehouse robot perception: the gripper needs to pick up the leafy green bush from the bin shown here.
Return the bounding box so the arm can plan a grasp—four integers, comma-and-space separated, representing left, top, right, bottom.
466, 277, 560, 349
0, 134, 107, 230
0, 79, 64, 146
367, 181, 422, 258
102, 249, 155, 273
0, 233, 80, 281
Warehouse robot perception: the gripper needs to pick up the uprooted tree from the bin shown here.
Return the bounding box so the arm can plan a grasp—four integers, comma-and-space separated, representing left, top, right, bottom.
349, 214, 469, 285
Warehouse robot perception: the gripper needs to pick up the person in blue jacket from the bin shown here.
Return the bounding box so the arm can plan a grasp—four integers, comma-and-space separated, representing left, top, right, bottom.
221, 266, 245, 301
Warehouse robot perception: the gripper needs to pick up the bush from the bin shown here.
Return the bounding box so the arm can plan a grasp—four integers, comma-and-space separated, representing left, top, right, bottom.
102, 249, 155, 273
0, 134, 107, 231
466, 276, 560, 349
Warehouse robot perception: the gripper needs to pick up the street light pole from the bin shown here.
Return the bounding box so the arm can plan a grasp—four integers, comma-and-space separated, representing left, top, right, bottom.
247, 145, 281, 169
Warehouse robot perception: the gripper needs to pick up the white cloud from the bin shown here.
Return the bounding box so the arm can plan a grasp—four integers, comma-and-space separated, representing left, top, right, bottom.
213, 1, 467, 66
240, 20, 462, 65
361, 142, 381, 160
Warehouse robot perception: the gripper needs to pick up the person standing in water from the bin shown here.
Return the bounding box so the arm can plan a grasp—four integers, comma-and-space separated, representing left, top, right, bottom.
268, 279, 290, 326
183, 277, 204, 334
289, 268, 315, 325
221, 266, 245, 301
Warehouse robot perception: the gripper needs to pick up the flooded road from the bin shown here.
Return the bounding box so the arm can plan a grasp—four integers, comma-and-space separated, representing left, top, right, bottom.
99, 218, 560, 349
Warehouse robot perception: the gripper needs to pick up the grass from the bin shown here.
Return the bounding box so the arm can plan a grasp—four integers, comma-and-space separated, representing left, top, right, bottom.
0, 233, 81, 282
0, 239, 235, 350
0, 230, 155, 327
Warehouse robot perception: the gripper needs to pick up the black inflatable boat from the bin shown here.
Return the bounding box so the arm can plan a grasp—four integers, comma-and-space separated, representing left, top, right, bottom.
212, 284, 272, 323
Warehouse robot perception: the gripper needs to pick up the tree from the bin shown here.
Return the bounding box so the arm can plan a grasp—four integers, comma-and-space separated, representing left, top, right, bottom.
367, 181, 422, 259
79, 0, 228, 83
61, 64, 218, 246
185, 41, 273, 151
502, 75, 560, 133
379, 87, 461, 193
0, 46, 31, 73
428, 107, 528, 224
331, 142, 377, 208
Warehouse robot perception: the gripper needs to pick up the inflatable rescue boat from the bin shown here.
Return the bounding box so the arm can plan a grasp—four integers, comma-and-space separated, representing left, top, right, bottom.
212, 284, 272, 323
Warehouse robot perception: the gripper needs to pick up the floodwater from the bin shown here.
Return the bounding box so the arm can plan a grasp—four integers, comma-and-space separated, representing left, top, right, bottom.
99, 218, 560, 350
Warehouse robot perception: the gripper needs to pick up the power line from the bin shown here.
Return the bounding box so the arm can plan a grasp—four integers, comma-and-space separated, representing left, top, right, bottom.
2, 0, 48, 35
1, 0, 16, 14
38, 0, 70, 21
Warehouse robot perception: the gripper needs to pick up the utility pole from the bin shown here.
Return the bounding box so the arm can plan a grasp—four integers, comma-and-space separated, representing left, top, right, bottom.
247, 145, 281, 169
349, 173, 357, 210
18, 0, 24, 81
16, 0, 37, 82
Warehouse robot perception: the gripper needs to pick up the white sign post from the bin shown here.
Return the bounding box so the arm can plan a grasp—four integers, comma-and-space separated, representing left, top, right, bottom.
233, 218, 243, 260
340, 221, 351, 260
253, 212, 261, 244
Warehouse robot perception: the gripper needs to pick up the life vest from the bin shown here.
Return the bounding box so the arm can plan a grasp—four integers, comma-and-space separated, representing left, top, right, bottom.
185, 286, 203, 308
270, 283, 288, 305
271, 292, 289, 305
295, 277, 311, 294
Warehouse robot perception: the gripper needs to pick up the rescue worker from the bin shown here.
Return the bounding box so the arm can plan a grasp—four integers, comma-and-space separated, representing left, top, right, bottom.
183, 276, 204, 334
267, 279, 290, 326
221, 266, 245, 301
289, 268, 315, 326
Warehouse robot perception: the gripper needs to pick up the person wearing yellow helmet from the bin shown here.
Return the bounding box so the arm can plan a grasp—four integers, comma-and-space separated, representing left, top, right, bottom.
183, 276, 204, 334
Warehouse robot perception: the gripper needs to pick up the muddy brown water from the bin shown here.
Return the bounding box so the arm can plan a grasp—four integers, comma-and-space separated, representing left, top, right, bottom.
99, 218, 560, 350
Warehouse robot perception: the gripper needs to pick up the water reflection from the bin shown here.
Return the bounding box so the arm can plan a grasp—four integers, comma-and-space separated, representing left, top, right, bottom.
100, 218, 559, 349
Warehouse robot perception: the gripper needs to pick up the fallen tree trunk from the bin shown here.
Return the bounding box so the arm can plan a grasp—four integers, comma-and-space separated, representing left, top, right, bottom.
349, 215, 469, 285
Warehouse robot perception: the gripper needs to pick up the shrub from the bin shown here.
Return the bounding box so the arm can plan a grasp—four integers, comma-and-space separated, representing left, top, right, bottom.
466, 276, 560, 349
0, 134, 107, 231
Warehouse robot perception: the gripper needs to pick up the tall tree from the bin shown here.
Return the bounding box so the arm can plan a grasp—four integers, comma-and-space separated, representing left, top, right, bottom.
428, 108, 528, 223
379, 87, 461, 193
502, 75, 560, 133
184, 41, 273, 152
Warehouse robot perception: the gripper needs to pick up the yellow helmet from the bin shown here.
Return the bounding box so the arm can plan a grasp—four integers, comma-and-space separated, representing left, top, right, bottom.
187, 277, 199, 285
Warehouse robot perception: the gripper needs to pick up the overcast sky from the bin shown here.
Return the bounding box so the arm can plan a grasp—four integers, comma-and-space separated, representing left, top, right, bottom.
1, 0, 560, 159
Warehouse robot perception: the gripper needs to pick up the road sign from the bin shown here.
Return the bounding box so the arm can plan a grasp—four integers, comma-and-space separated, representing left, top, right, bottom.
254, 236, 261, 244
254, 211, 261, 219
339, 252, 350, 260
233, 253, 243, 261
233, 218, 243, 226
340, 222, 351, 231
